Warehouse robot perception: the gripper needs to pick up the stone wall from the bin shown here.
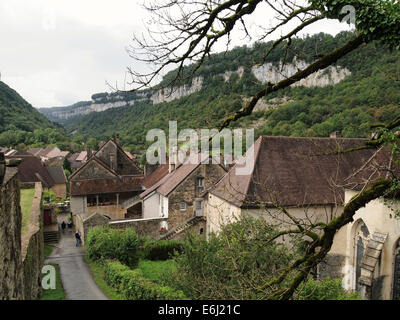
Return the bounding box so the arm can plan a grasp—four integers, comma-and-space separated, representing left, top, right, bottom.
0, 167, 24, 299
109, 217, 168, 239
74, 212, 110, 244
168, 163, 226, 231
21, 182, 44, 300
318, 253, 346, 280
173, 219, 206, 241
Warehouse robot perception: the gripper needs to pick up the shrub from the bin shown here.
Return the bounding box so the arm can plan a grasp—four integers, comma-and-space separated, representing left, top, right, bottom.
104, 260, 186, 300
86, 226, 140, 268
142, 239, 184, 261
167, 215, 302, 299
296, 277, 362, 300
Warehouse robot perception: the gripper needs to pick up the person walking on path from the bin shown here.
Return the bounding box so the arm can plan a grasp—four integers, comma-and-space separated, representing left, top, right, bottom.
61, 221, 66, 233
75, 230, 82, 247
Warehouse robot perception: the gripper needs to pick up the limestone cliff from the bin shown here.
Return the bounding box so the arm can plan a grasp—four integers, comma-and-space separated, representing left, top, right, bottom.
39, 59, 350, 122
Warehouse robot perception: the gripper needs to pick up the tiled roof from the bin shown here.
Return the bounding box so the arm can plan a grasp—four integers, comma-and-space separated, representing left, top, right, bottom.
140, 153, 211, 198
27, 148, 42, 156
46, 166, 67, 184
210, 136, 395, 208
7, 155, 55, 188
125, 151, 135, 160
68, 153, 80, 162
75, 151, 87, 162
142, 163, 169, 189
70, 175, 144, 196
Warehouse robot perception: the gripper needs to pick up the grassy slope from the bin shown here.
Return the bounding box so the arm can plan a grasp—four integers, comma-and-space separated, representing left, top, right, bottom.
20, 188, 35, 234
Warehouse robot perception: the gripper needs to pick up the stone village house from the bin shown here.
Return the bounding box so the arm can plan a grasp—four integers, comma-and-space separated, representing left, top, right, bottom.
69, 138, 144, 221
205, 135, 400, 300
70, 137, 228, 243
138, 152, 227, 239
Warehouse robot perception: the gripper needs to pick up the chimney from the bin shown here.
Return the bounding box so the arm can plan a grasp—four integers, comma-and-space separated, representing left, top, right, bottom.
87, 147, 91, 160
169, 146, 178, 173
330, 131, 342, 138
116, 133, 120, 145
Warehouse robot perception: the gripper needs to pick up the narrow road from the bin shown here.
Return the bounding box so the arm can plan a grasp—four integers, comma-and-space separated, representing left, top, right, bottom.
45, 222, 108, 300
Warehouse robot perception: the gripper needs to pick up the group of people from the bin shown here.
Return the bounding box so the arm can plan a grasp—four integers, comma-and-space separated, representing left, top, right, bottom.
60, 220, 82, 246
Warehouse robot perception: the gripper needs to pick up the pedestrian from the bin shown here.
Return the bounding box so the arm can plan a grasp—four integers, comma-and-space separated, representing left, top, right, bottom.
61, 221, 66, 233
75, 230, 81, 247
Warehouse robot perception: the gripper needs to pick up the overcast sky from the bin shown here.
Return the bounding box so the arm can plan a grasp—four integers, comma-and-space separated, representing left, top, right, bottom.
0, 0, 351, 108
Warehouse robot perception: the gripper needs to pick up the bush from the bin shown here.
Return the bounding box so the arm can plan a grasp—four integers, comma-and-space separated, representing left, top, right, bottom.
104, 260, 186, 300
86, 226, 140, 268
296, 277, 362, 300
142, 239, 184, 261
167, 215, 300, 299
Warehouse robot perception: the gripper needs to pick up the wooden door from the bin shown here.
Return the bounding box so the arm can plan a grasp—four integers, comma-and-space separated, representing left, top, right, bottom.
43, 209, 52, 225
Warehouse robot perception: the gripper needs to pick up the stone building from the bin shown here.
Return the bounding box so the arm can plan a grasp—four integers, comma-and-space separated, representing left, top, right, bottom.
205, 135, 398, 299
69, 138, 144, 221
139, 152, 227, 239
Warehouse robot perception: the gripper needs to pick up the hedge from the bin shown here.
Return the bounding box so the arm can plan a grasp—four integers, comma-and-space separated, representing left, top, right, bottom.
104, 260, 186, 300
142, 239, 183, 261
86, 226, 140, 268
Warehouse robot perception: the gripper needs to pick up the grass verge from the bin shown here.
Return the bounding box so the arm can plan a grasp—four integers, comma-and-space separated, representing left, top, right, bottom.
20, 188, 35, 234
44, 244, 54, 259
84, 257, 125, 300
137, 259, 177, 282
40, 264, 66, 300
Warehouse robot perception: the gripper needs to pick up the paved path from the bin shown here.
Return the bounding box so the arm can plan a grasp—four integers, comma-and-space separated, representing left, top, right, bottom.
45, 219, 108, 300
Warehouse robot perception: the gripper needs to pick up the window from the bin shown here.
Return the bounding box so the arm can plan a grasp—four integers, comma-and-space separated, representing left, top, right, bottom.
180, 202, 187, 211
196, 177, 204, 187
195, 200, 203, 216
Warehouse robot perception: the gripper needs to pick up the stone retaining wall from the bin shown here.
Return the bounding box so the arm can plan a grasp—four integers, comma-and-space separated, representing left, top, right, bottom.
0, 168, 24, 299
21, 182, 44, 300
109, 217, 168, 239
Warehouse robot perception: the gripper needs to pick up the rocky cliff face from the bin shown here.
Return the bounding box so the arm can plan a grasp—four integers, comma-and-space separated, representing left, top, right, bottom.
251, 58, 351, 87
41, 59, 351, 121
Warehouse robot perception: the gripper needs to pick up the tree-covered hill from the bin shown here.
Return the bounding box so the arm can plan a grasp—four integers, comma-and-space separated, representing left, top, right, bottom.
57, 31, 400, 155
0, 81, 70, 149
0, 81, 60, 132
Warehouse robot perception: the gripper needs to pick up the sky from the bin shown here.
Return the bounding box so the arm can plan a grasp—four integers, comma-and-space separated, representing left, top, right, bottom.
0, 0, 352, 108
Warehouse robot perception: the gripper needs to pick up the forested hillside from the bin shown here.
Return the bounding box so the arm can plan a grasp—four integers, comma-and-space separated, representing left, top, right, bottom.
54, 31, 399, 155
0, 81, 70, 149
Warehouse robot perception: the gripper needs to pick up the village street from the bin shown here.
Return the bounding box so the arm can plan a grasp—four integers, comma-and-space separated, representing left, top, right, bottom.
44, 214, 108, 300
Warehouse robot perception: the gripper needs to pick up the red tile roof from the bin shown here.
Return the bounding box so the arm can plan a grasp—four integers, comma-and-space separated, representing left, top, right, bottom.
140, 153, 214, 198
142, 163, 169, 189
